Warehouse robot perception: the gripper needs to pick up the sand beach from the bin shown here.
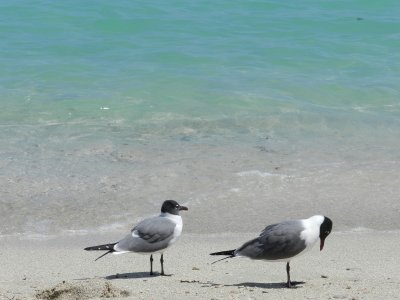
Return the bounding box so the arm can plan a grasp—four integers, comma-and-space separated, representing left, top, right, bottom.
1, 230, 399, 299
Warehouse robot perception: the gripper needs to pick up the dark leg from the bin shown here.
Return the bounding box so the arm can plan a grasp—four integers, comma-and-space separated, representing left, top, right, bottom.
286, 262, 292, 288
160, 254, 165, 275
150, 254, 154, 275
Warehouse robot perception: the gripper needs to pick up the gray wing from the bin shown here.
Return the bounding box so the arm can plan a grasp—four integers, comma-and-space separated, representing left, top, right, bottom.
115, 217, 176, 253
235, 221, 306, 260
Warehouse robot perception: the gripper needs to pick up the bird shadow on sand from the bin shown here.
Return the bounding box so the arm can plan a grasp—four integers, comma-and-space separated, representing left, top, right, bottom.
229, 281, 305, 289
179, 279, 305, 290
105, 272, 171, 280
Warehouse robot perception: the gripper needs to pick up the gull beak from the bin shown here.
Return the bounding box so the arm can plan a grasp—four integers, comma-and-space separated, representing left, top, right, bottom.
320, 238, 325, 251
179, 206, 188, 211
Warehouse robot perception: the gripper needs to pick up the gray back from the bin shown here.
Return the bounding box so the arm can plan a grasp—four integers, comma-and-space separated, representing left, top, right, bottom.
116, 216, 176, 253
236, 220, 306, 260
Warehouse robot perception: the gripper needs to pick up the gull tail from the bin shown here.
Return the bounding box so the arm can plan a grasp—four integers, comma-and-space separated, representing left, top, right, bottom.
210, 249, 235, 264
84, 243, 117, 261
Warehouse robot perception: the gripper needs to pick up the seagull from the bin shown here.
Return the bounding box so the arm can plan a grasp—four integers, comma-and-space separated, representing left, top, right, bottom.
210, 215, 332, 288
84, 200, 188, 276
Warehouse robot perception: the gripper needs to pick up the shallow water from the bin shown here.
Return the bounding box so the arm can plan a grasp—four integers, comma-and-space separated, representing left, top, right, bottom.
1, 1, 399, 236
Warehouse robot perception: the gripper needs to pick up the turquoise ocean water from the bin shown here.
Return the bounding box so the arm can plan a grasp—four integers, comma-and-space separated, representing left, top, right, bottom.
1, 1, 400, 237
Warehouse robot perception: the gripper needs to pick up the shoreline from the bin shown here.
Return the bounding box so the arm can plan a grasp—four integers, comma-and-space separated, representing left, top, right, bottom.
1, 226, 400, 242
1, 231, 399, 299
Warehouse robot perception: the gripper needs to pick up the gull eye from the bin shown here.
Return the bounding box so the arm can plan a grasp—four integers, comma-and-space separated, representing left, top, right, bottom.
175, 205, 179, 208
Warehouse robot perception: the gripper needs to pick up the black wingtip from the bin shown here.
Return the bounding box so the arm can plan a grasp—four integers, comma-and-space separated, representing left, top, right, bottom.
210, 249, 235, 256
84, 243, 116, 251
84, 243, 117, 261
210, 249, 235, 264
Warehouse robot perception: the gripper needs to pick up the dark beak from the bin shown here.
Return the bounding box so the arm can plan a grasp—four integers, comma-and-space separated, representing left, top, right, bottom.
179, 206, 188, 211
320, 238, 325, 251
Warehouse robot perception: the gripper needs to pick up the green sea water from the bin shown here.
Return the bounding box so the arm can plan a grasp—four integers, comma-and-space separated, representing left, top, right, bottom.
1, 1, 400, 236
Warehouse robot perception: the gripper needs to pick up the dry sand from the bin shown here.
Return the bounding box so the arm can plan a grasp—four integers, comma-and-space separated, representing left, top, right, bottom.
1, 230, 399, 299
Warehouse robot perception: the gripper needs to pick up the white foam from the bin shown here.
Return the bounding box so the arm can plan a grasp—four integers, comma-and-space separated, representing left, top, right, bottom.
19, 233, 56, 240
61, 229, 90, 236
349, 226, 374, 233
353, 106, 368, 113
236, 170, 289, 178
96, 222, 129, 233
0, 232, 57, 241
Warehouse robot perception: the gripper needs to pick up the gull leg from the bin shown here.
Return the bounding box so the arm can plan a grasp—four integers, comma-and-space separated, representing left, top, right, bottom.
160, 254, 165, 275
286, 262, 292, 288
150, 254, 154, 275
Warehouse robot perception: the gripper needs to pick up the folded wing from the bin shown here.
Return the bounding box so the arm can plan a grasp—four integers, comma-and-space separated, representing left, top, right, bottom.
236, 221, 306, 260
114, 217, 176, 253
